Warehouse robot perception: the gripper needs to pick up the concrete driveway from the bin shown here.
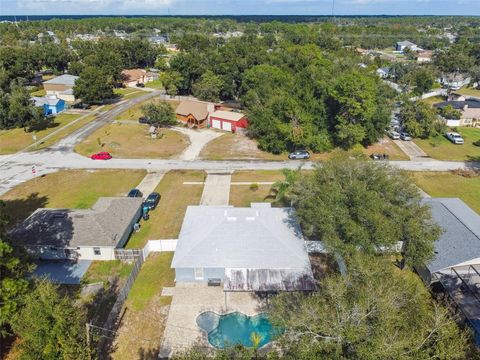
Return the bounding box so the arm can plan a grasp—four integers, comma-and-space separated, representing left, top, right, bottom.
200, 172, 231, 205
393, 139, 431, 160
173, 127, 223, 161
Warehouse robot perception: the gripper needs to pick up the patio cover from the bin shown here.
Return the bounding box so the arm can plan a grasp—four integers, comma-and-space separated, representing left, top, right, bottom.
224, 268, 316, 292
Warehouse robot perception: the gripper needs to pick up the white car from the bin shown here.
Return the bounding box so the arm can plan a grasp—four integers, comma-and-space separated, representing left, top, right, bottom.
388, 130, 400, 140
400, 132, 412, 141
446, 132, 464, 144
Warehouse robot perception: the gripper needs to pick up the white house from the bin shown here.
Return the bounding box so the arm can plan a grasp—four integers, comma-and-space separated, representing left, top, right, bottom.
395, 41, 423, 52
9, 197, 143, 261
171, 203, 315, 291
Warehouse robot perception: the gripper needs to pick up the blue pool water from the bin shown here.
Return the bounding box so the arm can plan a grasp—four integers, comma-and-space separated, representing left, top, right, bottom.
196, 311, 278, 349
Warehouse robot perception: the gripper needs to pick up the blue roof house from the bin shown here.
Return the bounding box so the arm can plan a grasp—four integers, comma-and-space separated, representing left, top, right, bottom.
32, 96, 66, 116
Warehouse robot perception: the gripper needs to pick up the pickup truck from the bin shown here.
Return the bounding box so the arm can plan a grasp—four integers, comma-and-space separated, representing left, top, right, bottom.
446, 132, 465, 145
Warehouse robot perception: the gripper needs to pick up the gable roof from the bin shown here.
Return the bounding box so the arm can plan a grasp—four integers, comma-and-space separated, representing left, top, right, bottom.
121, 68, 147, 82
171, 204, 311, 270
424, 198, 480, 273
210, 110, 246, 122
434, 100, 480, 110
175, 100, 214, 121
397, 40, 416, 47
9, 197, 142, 248
32, 96, 62, 107
44, 74, 79, 86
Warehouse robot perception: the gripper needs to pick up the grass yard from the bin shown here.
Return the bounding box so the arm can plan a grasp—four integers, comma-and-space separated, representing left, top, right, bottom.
111, 252, 174, 359
114, 87, 146, 100
421, 95, 445, 107
0, 113, 82, 154
30, 88, 46, 96
412, 172, 480, 214
75, 122, 189, 158
361, 136, 410, 160
414, 127, 480, 161
230, 170, 284, 207
456, 87, 480, 98
126, 170, 205, 249
83, 260, 133, 284
0, 169, 146, 225
145, 79, 163, 89
114, 97, 179, 121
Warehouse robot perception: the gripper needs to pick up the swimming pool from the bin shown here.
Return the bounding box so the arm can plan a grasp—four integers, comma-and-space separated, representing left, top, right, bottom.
196, 311, 278, 349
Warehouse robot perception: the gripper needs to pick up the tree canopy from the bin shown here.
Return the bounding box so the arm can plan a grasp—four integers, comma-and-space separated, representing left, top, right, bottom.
141, 102, 177, 127
73, 66, 115, 104
269, 255, 469, 360
290, 157, 441, 267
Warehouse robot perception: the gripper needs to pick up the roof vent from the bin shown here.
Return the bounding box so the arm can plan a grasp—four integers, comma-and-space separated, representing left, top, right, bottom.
227, 217, 237, 222
246, 217, 255, 221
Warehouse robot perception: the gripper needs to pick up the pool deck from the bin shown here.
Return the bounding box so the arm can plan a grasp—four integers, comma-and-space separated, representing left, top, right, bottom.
158, 283, 266, 358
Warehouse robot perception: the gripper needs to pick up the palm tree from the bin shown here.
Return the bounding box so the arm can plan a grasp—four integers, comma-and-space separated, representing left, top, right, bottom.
250, 332, 263, 358
270, 168, 299, 205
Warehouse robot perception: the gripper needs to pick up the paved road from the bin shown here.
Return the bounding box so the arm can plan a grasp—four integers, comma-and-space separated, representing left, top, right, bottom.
393, 139, 430, 160
1, 149, 478, 195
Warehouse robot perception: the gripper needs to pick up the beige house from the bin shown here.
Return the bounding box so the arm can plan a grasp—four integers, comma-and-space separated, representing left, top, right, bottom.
43, 74, 79, 102
121, 68, 157, 87
434, 99, 480, 127
175, 100, 215, 128
416, 50, 433, 63
9, 197, 143, 261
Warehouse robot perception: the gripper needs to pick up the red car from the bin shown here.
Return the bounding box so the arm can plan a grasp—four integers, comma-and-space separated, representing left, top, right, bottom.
90, 152, 112, 160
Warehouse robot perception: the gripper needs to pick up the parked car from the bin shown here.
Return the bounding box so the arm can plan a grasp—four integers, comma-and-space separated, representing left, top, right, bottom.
139, 116, 150, 124
127, 189, 143, 198
136, 82, 145, 88
288, 150, 310, 160
143, 192, 161, 210
371, 153, 389, 160
388, 130, 400, 140
446, 132, 465, 144
90, 152, 112, 160
400, 132, 412, 141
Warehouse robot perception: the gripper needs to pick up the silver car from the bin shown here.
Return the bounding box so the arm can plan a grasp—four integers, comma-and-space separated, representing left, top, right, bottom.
388, 130, 400, 140
400, 132, 412, 141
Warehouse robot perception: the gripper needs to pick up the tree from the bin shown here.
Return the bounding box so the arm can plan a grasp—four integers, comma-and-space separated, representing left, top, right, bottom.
141, 102, 177, 127
290, 158, 441, 267
73, 66, 114, 104
6, 83, 44, 130
11, 279, 92, 359
270, 255, 469, 360
407, 67, 436, 95
439, 104, 462, 120
330, 71, 390, 149
192, 70, 224, 102
270, 169, 300, 205
401, 100, 444, 138
160, 71, 183, 96
0, 201, 30, 338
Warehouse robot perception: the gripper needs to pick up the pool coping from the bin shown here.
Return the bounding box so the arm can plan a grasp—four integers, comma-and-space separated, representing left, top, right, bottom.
196, 310, 274, 350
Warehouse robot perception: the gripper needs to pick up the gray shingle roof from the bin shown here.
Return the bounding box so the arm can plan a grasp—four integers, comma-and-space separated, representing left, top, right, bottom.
9, 197, 142, 248
44, 74, 79, 86
172, 204, 312, 271
424, 198, 480, 273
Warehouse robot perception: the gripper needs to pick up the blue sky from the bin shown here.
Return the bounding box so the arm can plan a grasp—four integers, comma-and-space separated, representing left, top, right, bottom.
1, 0, 479, 16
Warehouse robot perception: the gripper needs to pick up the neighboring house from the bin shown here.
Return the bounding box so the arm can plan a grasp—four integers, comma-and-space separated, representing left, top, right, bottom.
209, 110, 248, 132
434, 99, 480, 127
416, 50, 433, 63
43, 74, 79, 102
395, 41, 423, 52
148, 35, 168, 44
9, 197, 143, 261
171, 203, 316, 291
416, 198, 480, 343
121, 69, 157, 87
32, 95, 66, 115
175, 100, 215, 128
440, 73, 471, 90
376, 67, 390, 79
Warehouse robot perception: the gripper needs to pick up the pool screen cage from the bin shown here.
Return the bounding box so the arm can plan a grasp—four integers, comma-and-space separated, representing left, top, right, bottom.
433, 265, 480, 345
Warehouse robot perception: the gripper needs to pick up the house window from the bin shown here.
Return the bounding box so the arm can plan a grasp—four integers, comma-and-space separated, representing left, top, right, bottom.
94, 247, 101, 256
194, 268, 204, 280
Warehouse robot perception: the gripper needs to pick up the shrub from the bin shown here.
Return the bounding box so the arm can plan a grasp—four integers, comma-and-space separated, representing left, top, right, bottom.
250, 183, 259, 191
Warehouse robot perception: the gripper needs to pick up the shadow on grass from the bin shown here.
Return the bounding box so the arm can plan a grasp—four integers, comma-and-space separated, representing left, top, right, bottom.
1, 193, 49, 228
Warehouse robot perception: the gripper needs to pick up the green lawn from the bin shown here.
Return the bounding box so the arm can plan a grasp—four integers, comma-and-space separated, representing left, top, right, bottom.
126, 252, 175, 311
0, 113, 83, 154
30, 88, 46, 96
113, 87, 146, 100
421, 96, 445, 107
456, 87, 480, 98
145, 79, 163, 89
414, 127, 480, 161
83, 260, 133, 284
0, 169, 146, 226
412, 172, 480, 214
126, 170, 205, 249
